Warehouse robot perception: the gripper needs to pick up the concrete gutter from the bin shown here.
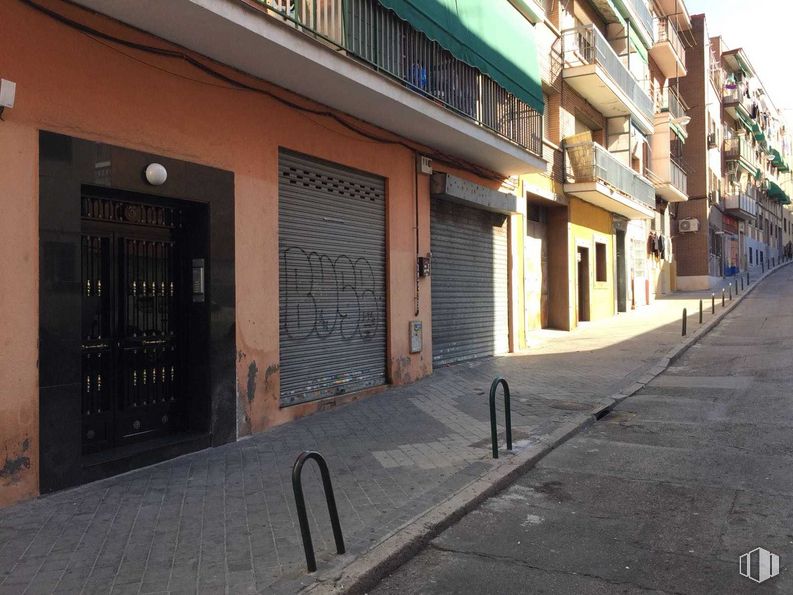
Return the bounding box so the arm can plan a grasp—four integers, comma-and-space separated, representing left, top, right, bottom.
301, 260, 792, 595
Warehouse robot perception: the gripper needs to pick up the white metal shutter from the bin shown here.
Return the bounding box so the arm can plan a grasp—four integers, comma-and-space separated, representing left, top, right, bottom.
278, 151, 386, 406
431, 198, 509, 366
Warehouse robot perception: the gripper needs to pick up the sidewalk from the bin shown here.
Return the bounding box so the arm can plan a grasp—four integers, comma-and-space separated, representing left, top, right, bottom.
0, 274, 781, 594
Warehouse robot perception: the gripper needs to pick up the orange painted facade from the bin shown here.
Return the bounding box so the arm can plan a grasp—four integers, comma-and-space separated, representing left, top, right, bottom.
0, 0, 503, 506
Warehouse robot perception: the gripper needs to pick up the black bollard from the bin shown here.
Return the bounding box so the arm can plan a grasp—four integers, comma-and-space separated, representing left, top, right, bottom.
722, 288, 725, 307
682, 308, 687, 336
711, 293, 715, 314
699, 299, 703, 324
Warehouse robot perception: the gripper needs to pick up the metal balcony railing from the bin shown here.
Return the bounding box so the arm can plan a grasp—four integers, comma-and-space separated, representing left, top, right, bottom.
724, 137, 757, 169
723, 84, 753, 114
561, 25, 654, 122
256, 0, 543, 156
655, 17, 685, 65
724, 192, 758, 217
670, 158, 687, 194
565, 141, 656, 209
620, 0, 654, 42
657, 87, 686, 120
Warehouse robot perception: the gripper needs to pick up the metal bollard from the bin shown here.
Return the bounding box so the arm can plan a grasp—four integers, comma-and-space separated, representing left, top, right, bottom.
682, 308, 687, 336
740, 276, 744, 291
747, 272, 750, 285
722, 288, 725, 307
699, 299, 703, 324
292, 451, 346, 573
711, 293, 715, 314
729, 283, 732, 300
489, 377, 512, 459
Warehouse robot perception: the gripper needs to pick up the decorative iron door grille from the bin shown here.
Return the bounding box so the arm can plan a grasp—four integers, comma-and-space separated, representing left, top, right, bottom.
81, 193, 186, 453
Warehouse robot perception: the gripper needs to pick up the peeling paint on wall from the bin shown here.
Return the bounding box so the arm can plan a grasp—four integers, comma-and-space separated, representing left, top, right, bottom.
0, 439, 31, 483
263, 363, 279, 392
246, 361, 259, 403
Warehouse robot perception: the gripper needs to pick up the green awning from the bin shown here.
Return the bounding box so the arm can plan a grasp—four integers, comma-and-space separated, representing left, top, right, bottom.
629, 26, 648, 62
753, 123, 766, 143
772, 148, 785, 168
378, 0, 544, 113
736, 111, 754, 133
767, 180, 786, 200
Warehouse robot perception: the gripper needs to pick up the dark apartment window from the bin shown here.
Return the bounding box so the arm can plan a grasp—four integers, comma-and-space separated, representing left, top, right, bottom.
527, 203, 547, 224
749, 247, 753, 264
595, 242, 607, 282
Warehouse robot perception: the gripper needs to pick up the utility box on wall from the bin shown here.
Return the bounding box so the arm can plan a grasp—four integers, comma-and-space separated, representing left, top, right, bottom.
409, 320, 423, 353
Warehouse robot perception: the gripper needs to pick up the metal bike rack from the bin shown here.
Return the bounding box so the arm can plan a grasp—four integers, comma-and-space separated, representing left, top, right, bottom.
292, 451, 345, 572
489, 377, 513, 459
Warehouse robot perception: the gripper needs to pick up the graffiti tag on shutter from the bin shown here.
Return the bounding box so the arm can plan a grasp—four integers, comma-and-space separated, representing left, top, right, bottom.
281, 247, 381, 341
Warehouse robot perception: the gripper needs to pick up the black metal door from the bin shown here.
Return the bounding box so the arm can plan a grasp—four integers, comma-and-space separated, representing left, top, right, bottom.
81, 194, 186, 453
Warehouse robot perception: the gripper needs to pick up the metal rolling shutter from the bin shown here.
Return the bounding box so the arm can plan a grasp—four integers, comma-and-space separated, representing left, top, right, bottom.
278, 151, 386, 406
431, 198, 509, 366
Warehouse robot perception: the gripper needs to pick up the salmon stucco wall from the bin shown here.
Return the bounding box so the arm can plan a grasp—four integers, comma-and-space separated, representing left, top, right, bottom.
0, 122, 39, 507
0, 0, 504, 504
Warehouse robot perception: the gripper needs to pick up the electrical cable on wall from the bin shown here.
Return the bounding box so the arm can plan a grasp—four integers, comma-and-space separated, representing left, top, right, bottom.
17, 0, 505, 183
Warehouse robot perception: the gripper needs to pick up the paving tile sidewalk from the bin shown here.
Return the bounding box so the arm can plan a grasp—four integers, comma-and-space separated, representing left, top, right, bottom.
0, 288, 765, 595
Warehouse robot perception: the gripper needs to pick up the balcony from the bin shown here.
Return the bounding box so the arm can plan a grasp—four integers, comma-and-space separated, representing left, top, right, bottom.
647, 158, 687, 203
512, 0, 546, 24
72, 0, 544, 175
564, 141, 656, 219
615, 0, 655, 47
724, 191, 758, 220
724, 137, 759, 176
650, 17, 686, 79
561, 25, 655, 134
723, 86, 753, 122
655, 0, 692, 32
655, 87, 688, 139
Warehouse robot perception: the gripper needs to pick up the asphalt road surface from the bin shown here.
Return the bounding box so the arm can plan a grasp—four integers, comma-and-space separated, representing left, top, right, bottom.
373, 267, 793, 594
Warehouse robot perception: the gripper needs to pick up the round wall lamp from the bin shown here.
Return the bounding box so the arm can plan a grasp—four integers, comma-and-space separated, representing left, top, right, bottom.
144, 163, 168, 186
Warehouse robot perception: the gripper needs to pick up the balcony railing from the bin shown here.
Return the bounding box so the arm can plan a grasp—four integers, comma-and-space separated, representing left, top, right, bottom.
565, 142, 656, 208
657, 87, 686, 120
670, 158, 687, 194
623, 0, 655, 42
723, 85, 753, 114
724, 137, 758, 170
724, 192, 758, 217
655, 17, 685, 65
257, 0, 542, 156
561, 25, 654, 122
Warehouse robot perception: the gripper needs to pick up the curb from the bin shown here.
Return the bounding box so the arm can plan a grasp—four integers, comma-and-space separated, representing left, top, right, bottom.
301, 261, 791, 594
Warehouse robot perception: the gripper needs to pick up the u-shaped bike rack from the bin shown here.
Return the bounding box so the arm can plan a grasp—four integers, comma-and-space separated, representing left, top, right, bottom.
489, 377, 513, 459
292, 450, 345, 572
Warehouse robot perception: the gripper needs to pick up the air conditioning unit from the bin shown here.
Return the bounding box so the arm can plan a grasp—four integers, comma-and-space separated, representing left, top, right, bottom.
707, 133, 717, 148
679, 218, 700, 233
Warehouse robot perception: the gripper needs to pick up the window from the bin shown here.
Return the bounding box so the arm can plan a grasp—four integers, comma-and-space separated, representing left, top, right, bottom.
527, 203, 547, 224
595, 241, 607, 282
749, 247, 753, 264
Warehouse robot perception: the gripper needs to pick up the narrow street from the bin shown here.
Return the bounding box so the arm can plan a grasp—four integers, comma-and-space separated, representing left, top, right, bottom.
0, 282, 733, 594
373, 266, 793, 593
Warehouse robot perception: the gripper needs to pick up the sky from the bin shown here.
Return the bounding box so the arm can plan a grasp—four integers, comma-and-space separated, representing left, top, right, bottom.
685, 0, 793, 118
